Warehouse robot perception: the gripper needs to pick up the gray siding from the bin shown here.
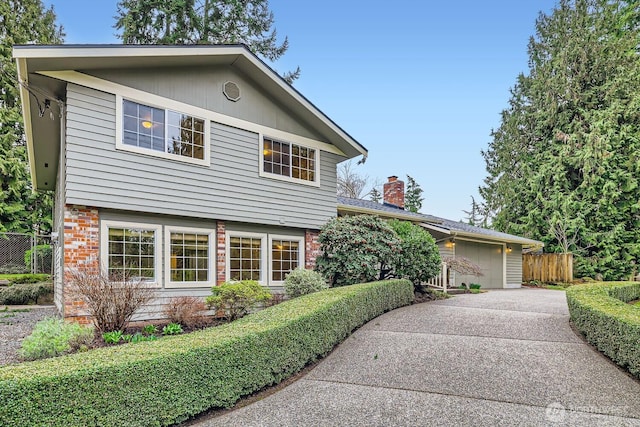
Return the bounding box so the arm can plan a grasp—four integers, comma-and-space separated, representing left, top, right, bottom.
87, 66, 325, 142
65, 84, 343, 230
506, 244, 523, 288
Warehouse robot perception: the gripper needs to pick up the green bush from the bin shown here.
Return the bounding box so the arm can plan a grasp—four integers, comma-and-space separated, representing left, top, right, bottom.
24, 245, 52, 272
0, 282, 53, 305
206, 280, 272, 321
9, 274, 50, 285
0, 279, 413, 427
283, 268, 328, 298
316, 215, 401, 287
388, 219, 441, 288
19, 318, 94, 361
566, 282, 640, 379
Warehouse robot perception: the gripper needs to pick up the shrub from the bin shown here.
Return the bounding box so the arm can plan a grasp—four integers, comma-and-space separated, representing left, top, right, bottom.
316, 215, 401, 287
0, 263, 28, 275
19, 318, 94, 361
444, 256, 484, 290
9, 274, 50, 284
284, 268, 328, 298
0, 282, 53, 305
24, 245, 52, 273
206, 280, 272, 321
163, 296, 208, 328
68, 269, 154, 333
0, 279, 412, 427
566, 282, 640, 380
388, 220, 441, 288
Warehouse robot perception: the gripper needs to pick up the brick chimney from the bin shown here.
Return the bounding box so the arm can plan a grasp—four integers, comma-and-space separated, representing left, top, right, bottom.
383, 176, 404, 209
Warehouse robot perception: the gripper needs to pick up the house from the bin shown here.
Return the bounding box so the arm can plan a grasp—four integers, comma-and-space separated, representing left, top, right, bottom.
14, 44, 367, 322
337, 177, 544, 290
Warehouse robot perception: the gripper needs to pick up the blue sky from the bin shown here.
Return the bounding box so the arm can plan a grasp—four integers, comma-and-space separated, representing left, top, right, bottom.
42, 0, 558, 220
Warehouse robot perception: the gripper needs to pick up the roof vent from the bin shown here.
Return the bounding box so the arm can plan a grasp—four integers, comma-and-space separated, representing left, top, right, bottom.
223, 81, 241, 102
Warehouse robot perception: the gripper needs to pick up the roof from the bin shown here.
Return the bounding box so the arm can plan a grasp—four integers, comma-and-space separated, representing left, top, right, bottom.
337, 196, 544, 247
13, 44, 368, 190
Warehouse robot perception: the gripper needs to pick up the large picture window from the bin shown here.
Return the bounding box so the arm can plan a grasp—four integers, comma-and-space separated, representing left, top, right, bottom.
120, 99, 208, 163
165, 226, 214, 288
262, 137, 317, 183
100, 221, 161, 283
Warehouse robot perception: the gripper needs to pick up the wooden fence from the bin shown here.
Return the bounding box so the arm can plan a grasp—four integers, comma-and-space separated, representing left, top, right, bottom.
522, 253, 573, 283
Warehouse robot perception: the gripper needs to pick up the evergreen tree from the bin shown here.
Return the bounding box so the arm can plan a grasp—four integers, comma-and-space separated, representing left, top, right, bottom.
479, 0, 640, 280
405, 175, 424, 213
0, 0, 63, 233
115, 0, 300, 83
369, 187, 382, 203
462, 196, 488, 227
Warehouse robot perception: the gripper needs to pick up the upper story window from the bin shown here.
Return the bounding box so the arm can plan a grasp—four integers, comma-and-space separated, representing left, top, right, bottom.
118, 98, 209, 165
262, 137, 318, 185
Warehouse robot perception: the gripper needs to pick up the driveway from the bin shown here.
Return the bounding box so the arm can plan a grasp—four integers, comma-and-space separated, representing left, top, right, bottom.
195, 289, 640, 426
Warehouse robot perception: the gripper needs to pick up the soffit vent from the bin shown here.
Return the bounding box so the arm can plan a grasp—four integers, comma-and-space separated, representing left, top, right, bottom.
223, 81, 241, 102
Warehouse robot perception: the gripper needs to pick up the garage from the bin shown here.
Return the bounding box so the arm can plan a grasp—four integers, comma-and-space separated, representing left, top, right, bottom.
454, 240, 504, 289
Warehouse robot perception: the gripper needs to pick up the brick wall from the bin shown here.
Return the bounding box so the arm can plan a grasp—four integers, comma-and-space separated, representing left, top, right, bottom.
216, 221, 226, 284
305, 229, 321, 269
63, 205, 100, 324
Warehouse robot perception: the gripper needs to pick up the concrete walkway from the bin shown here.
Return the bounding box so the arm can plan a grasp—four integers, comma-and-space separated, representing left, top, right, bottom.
196, 289, 640, 426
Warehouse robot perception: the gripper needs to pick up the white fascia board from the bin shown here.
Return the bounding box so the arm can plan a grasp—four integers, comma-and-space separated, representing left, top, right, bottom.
421, 223, 451, 235
15, 57, 38, 190
12, 45, 247, 59
38, 70, 346, 156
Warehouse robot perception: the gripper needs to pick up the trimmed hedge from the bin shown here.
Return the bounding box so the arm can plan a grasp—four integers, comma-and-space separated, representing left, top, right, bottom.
0, 282, 53, 305
566, 282, 640, 379
0, 279, 413, 426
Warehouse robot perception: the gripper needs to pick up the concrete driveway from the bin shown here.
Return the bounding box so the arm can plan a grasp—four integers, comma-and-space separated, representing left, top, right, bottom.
195, 289, 640, 426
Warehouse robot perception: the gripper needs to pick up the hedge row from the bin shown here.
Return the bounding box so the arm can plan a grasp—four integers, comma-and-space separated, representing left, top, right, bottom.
0, 282, 53, 305
566, 282, 640, 379
0, 279, 413, 427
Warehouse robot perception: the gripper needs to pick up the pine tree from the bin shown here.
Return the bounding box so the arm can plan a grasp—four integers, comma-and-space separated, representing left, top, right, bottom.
479, 0, 640, 280
369, 187, 381, 203
0, 0, 63, 233
115, 0, 300, 83
462, 196, 488, 227
404, 175, 424, 213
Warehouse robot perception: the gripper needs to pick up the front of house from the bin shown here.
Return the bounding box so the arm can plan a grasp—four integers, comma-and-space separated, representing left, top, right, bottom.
14, 45, 367, 322
338, 177, 544, 290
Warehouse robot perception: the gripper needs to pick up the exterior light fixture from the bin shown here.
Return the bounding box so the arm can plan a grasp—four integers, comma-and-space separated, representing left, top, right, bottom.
141, 120, 153, 129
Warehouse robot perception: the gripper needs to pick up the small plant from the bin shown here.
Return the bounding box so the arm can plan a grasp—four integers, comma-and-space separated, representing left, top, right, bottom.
163, 296, 208, 328
283, 268, 328, 298
102, 330, 123, 344
206, 280, 272, 321
68, 268, 154, 333
162, 322, 183, 335
130, 332, 157, 343
469, 283, 481, 290
19, 317, 94, 361
141, 324, 158, 336
121, 334, 133, 343
444, 256, 484, 291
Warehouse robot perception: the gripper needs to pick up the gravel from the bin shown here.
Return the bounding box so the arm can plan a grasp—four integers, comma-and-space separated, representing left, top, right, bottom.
0, 305, 57, 366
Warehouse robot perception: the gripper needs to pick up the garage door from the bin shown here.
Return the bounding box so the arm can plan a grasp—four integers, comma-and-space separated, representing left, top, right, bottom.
454, 241, 504, 289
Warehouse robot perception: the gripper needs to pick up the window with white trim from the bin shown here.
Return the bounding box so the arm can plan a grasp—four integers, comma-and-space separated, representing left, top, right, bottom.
262, 137, 317, 182
226, 232, 304, 285
165, 226, 214, 288
227, 233, 266, 282
100, 221, 162, 284
121, 99, 207, 162
269, 235, 304, 282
